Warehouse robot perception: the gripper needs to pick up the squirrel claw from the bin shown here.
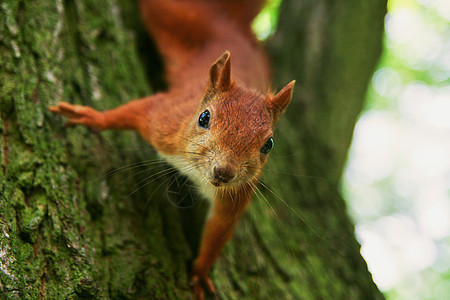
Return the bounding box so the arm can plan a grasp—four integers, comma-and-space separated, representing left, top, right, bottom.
190, 275, 218, 300
49, 102, 105, 130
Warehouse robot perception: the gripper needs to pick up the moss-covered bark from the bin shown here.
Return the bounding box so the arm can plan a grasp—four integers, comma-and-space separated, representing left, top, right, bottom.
1, 0, 192, 298
1, 0, 386, 299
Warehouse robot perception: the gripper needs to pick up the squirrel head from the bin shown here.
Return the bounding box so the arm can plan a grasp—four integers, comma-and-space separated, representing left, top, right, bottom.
186, 51, 295, 188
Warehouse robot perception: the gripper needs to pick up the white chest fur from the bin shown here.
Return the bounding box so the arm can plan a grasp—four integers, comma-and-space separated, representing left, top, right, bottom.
159, 153, 215, 201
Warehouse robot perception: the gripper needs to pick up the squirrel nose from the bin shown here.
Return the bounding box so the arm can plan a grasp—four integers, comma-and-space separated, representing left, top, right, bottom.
213, 165, 235, 183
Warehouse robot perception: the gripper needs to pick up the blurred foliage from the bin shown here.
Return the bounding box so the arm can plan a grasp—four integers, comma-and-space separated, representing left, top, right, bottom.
365, 0, 450, 111
252, 0, 282, 40
344, 0, 450, 299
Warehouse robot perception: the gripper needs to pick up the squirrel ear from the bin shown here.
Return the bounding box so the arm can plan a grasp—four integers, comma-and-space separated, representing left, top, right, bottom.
208, 51, 232, 92
268, 80, 295, 116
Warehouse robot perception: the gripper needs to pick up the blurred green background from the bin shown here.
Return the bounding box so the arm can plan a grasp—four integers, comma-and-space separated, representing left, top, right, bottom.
254, 0, 450, 299
343, 0, 450, 299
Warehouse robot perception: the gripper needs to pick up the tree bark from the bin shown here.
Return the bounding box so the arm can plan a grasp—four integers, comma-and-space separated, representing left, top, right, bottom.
0, 0, 386, 299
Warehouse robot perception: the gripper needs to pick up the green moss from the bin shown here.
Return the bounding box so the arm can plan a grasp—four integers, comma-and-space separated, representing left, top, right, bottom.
1, 0, 165, 298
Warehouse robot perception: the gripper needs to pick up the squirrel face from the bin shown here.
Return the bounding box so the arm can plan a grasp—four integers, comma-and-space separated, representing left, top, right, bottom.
188, 88, 273, 187
183, 52, 295, 189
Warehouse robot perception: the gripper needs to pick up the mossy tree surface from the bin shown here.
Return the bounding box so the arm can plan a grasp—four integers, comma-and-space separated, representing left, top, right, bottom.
1, 0, 386, 299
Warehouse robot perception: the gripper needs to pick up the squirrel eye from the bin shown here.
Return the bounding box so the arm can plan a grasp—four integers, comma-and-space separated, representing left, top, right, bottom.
198, 110, 211, 129
260, 137, 274, 154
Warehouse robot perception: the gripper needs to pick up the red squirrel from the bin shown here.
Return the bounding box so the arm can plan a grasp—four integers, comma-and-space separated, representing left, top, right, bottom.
50, 0, 294, 298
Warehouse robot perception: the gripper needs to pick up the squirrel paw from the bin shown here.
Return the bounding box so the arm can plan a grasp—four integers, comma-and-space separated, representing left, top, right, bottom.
190, 274, 217, 300
49, 102, 105, 130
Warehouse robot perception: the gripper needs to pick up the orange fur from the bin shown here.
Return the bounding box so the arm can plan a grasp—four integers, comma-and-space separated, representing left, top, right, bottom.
49, 1, 294, 299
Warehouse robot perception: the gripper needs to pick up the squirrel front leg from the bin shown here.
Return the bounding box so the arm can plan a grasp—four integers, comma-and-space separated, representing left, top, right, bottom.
191, 184, 254, 300
49, 94, 165, 132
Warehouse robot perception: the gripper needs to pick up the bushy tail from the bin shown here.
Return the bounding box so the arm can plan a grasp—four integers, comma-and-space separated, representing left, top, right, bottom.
137, 0, 266, 59
218, 0, 267, 29
138, 0, 211, 61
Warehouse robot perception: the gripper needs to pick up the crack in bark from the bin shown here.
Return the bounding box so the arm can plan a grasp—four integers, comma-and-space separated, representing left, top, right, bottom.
32, 84, 40, 104
224, 265, 245, 297
2, 120, 8, 175
33, 228, 42, 259
40, 275, 45, 300
63, 0, 92, 102
248, 218, 291, 282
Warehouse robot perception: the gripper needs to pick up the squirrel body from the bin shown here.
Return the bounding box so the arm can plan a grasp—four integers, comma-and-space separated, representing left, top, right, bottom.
50, 1, 294, 299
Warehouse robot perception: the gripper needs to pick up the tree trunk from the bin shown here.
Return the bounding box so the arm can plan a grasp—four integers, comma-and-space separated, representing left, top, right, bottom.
0, 0, 386, 299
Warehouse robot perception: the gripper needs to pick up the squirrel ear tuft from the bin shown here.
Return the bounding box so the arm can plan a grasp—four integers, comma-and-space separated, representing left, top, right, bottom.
208, 51, 232, 92
269, 80, 295, 115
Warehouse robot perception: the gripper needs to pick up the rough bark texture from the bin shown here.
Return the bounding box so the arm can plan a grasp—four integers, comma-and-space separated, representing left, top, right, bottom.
1, 0, 386, 299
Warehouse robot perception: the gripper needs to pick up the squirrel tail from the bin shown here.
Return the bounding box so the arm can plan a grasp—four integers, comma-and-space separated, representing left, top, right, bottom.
138, 0, 211, 60
137, 0, 266, 58
219, 0, 267, 30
